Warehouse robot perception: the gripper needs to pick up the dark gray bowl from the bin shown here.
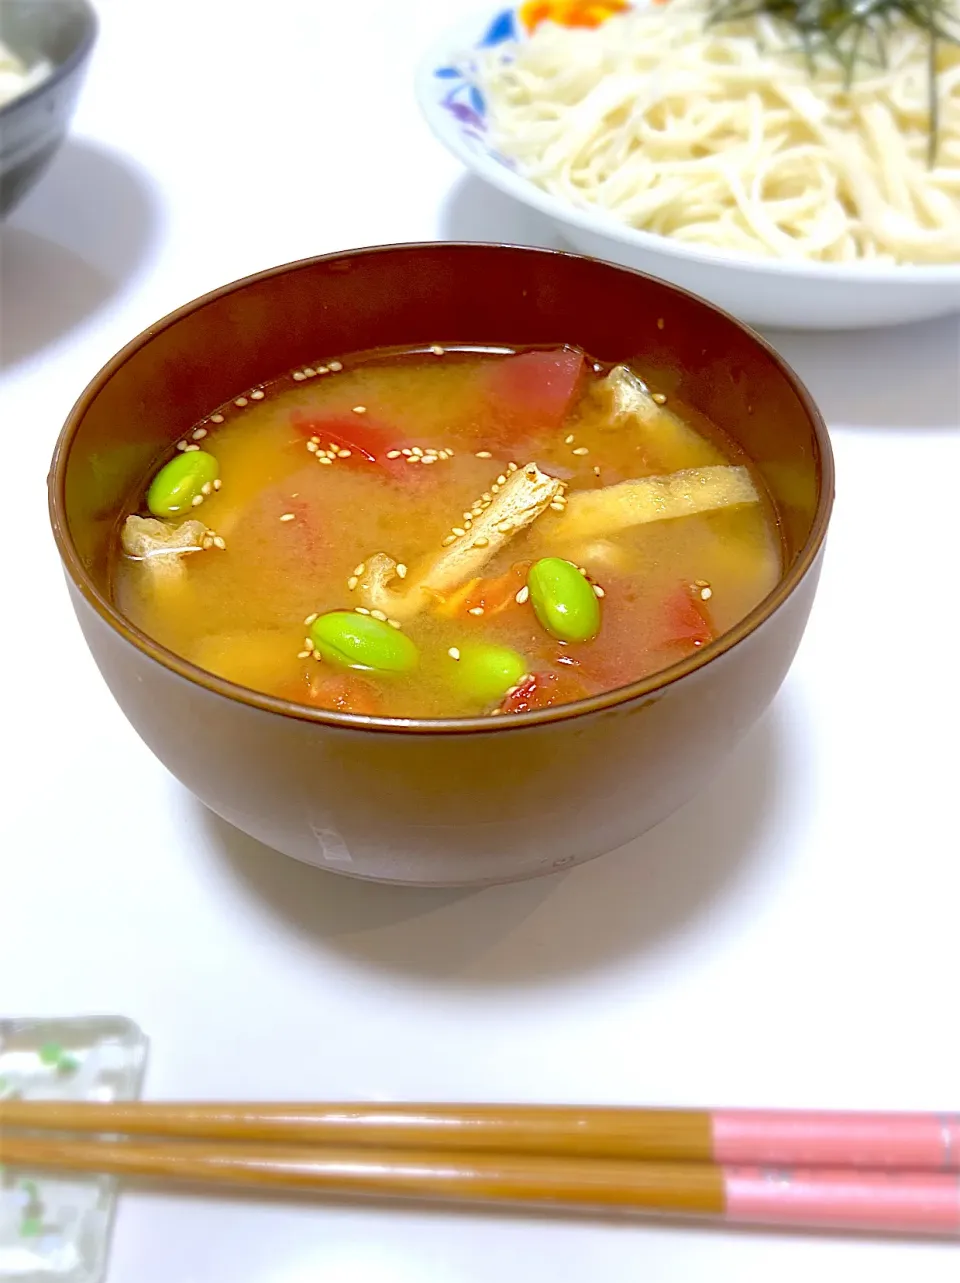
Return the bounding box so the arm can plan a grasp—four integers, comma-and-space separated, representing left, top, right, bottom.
0, 0, 98, 217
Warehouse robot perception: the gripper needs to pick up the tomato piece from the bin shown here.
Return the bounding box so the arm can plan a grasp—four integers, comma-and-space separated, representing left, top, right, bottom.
479, 348, 585, 449
298, 669, 382, 716
500, 669, 589, 714
290, 412, 432, 483
656, 585, 714, 649
437, 563, 531, 619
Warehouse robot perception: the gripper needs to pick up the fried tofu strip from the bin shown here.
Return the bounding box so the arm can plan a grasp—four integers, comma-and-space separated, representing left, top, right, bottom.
121, 515, 213, 590
545, 466, 759, 543
358, 462, 562, 621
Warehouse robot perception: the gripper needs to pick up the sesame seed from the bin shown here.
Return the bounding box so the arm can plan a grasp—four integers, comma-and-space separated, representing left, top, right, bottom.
213, 479, 222, 490
594, 466, 601, 476
337, 449, 352, 458
280, 513, 295, 522
411, 447, 423, 457
497, 521, 512, 533
304, 613, 319, 625
594, 585, 605, 598
652, 392, 667, 405
347, 576, 359, 591
304, 638, 314, 651
700, 586, 713, 601
491, 484, 500, 494
371, 609, 388, 622
448, 647, 461, 660
192, 427, 207, 440
353, 563, 366, 576
210, 413, 224, 424
352, 405, 366, 414
452, 527, 466, 537
234, 396, 248, 407
176, 441, 188, 451
201, 536, 213, 550
476, 450, 492, 459
328, 360, 343, 372
297, 651, 310, 659
319, 456, 332, 465
549, 501, 565, 511
213, 536, 226, 550
388, 619, 401, 629
310, 435, 321, 444
355, 606, 370, 615
405, 454, 419, 464
191, 495, 204, 507
396, 563, 408, 579
430, 344, 444, 356
293, 371, 305, 381
507, 462, 518, 472
386, 450, 402, 459
184, 443, 201, 452
442, 534, 457, 547
305, 368, 318, 378
572, 447, 589, 456
251, 389, 265, 400
564, 434, 575, 445
468, 606, 484, 616
473, 537, 489, 548
496, 474, 507, 485
401, 448, 412, 456
306, 441, 318, 452
201, 481, 212, 496
515, 585, 530, 604
422, 455, 437, 464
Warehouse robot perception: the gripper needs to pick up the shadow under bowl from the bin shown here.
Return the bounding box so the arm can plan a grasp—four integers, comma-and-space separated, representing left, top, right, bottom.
48, 243, 834, 887
0, 0, 98, 218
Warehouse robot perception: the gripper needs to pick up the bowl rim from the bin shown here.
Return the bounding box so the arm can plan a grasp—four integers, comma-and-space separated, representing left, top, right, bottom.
48, 241, 835, 737
0, 0, 99, 122
415, 7, 960, 287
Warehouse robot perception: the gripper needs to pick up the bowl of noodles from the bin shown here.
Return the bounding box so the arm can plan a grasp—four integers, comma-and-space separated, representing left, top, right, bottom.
416, 0, 960, 329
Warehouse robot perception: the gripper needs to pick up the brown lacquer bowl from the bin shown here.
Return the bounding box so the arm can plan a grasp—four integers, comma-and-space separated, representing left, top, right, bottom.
48, 244, 833, 886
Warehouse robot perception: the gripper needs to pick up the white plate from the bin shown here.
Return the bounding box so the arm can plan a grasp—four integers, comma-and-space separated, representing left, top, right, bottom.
416, 5, 960, 330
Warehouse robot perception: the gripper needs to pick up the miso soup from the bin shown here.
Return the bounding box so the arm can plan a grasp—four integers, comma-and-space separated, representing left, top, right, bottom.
113, 345, 782, 718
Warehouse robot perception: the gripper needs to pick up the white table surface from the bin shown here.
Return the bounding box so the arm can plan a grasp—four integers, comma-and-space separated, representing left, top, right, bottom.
2, 1, 959, 1279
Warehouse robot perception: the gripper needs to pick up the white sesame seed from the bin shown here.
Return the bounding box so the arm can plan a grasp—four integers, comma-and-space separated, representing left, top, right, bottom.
652, 392, 667, 405
473, 537, 489, 548
388, 619, 401, 629
191, 494, 204, 506
297, 651, 310, 659
448, 647, 461, 660
199, 482, 211, 496
210, 413, 224, 424
213, 536, 226, 550
496, 521, 512, 533
411, 447, 423, 457
564, 434, 575, 445
405, 454, 419, 464
304, 613, 318, 626
306, 441, 318, 453
422, 455, 437, 464
353, 563, 366, 576
280, 513, 295, 522
184, 443, 201, 452
515, 586, 530, 604
250, 389, 265, 400
496, 475, 507, 485
337, 449, 352, 458
328, 360, 343, 372
310, 435, 321, 444
700, 586, 713, 601
594, 585, 605, 598
213, 479, 222, 491
476, 450, 493, 459
319, 456, 332, 465
386, 450, 402, 459
317, 365, 329, 375
303, 368, 316, 378
442, 534, 457, 547
549, 501, 565, 511
468, 606, 484, 616
507, 462, 518, 472
352, 405, 366, 414
572, 447, 589, 456
396, 563, 408, 579
176, 441, 188, 451
355, 606, 370, 615
347, 576, 359, 591
234, 396, 248, 407
452, 527, 466, 537
304, 638, 314, 651
293, 371, 305, 381
430, 344, 444, 356
371, 609, 388, 622
192, 427, 207, 440
594, 466, 601, 476
201, 536, 213, 550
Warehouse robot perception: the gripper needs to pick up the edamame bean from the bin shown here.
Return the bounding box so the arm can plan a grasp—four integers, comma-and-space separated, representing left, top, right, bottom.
452, 642, 528, 705
527, 557, 601, 643
310, 611, 418, 674
147, 450, 219, 518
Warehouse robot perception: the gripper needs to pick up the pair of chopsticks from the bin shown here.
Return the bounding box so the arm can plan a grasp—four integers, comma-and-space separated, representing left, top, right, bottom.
1, 1101, 958, 1236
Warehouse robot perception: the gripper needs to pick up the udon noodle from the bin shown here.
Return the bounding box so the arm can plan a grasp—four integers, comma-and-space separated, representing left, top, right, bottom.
471, 0, 960, 264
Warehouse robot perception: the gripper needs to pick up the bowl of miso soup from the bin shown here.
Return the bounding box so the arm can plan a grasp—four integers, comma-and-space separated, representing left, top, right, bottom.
49, 244, 833, 886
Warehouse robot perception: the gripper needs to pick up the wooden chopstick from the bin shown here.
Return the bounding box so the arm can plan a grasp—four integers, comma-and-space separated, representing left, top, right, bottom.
2, 1132, 958, 1237
2, 1100, 958, 1171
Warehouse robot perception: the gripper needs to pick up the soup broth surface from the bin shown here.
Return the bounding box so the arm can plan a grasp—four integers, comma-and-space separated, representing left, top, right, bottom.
114, 346, 782, 718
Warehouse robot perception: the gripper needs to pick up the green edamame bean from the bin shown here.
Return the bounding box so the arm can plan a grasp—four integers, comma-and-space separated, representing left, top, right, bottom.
147, 450, 219, 518
310, 611, 419, 674
452, 642, 528, 705
528, 557, 601, 643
